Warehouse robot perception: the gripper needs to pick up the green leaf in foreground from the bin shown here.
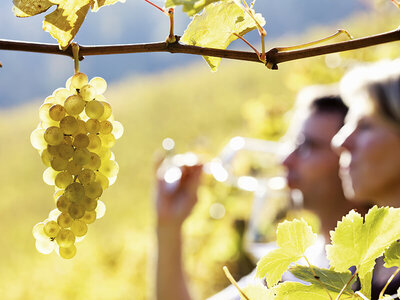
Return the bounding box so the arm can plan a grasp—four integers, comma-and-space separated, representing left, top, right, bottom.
326, 206, 400, 299
289, 265, 355, 295
241, 283, 274, 300
384, 240, 400, 268
256, 219, 317, 287
181, 0, 266, 71
13, 0, 124, 50
165, 0, 220, 16
273, 281, 360, 300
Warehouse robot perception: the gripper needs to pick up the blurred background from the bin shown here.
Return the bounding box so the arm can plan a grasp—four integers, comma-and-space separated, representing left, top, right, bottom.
0, 0, 399, 299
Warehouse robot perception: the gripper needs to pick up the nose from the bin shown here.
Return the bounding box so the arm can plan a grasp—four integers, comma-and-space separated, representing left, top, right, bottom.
331, 123, 356, 155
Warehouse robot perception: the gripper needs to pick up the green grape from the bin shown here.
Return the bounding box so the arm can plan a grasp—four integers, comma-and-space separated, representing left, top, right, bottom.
36, 239, 55, 254
85, 181, 103, 199
44, 126, 64, 146
73, 133, 89, 148
71, 220, 88, 237
47, 144, 59, 156
64, 182, 85, 203
39, 103, 54, 123
30, 128, 47, 150
56, 229, 75, 247
56, 144, 74, 160
57, 212, 73, 228
49, 104, 66, 121
75, 119, 88, 135
50, 156, 68, 171
44, 220, 61, 238
88, 134, 102, 151
64, 95, 85, 116
99, 101, 112, 121
53, 190, 64, 202
60, 116, 79, 135
95, 172, 109, 190
84, 152, 101, 171
65, 76, 73, 91
99, 120, 113, 135
40, 149, 52, 167
112, 121, 124, 140
95, 200, 106, 219
48, 208, 62, 221
108, 175, 117, 186
89, 77, 107, 94
44, 95, 56, 104
100, 160, 119, 178
78, 169, 96, 185
70, 72, 88, 90
82, 210, 96, 224
99, 133, 115, 148
56, 195, 70, 213
79, 84, 96, 101
85, 100, 104, 119
32, 222, 47, 241
64, 135, 73, 145
43, 167, 58, 185
73, 148, 90, 166
53, 88, 72, 105
59, 245, 76, 259
66, 159, 83, 175
85, 119, 100, 134
55, 171, 73, 189
97, 147, 111, 160
68, 203, 85, 219
82, 196, 97, 211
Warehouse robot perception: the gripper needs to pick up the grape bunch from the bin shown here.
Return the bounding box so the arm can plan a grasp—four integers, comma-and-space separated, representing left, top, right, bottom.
30, 72, 123, 259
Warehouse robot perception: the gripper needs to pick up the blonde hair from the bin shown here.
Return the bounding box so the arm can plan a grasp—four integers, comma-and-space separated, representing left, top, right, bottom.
340, 59, 400, 126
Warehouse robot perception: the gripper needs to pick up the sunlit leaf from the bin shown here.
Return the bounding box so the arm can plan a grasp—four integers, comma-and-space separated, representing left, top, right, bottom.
256, 219, 317, 287
165, 0, 220, 16
91, 0, 125, 12
326, 206, 400, 299
13, 0, 54, 17
273, 281, 359, 300
384, 240, 400, 268
289, 265, 355, 295
181, 0, 265, 71
13, 0, 124, 50
241, 283, 274, 300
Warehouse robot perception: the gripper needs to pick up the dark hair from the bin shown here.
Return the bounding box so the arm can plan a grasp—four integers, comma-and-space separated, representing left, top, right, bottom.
310, 95, 349, 124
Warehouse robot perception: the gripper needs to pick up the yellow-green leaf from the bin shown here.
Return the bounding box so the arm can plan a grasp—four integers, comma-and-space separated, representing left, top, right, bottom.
91, 0, 125, 12
180, 0, 265, 71
256, 219, 317, 287
384, 240, 400, 268
13, 0, 124, 50
326, 206, 400, 299
241, 283, 274, 300
13, 0, 54, 17
43, 0, 92, 50
165, 0, 220, 16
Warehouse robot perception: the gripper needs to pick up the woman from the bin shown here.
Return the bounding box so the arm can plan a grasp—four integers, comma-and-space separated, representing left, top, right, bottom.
332, 59, 400, 206
332, 59, 400, 299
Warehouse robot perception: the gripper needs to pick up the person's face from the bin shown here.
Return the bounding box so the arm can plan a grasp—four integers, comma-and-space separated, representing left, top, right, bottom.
282, 111, 344, 210
332, 107, 400, 204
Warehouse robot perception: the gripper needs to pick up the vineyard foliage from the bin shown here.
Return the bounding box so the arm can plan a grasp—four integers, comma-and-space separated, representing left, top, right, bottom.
0, 4, 399, 300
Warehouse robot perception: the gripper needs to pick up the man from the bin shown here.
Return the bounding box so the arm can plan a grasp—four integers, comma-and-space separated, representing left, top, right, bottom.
154, 85, 362, 300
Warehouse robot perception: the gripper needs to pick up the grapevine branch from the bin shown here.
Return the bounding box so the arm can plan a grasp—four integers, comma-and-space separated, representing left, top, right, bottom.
0, 28, 399, 69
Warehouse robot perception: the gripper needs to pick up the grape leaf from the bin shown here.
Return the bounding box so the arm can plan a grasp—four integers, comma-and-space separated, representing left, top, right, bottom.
384, 240, 400, 268
13, 0, 124, 50
256, 219, 317, 287
289, 265, 355, 295
165, 0, 220, 16
241, 283, 274, 300
13, 0, 54, 17
273, 281, 357, 300
180, 0, 265, 71
326, 206, 400, 298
